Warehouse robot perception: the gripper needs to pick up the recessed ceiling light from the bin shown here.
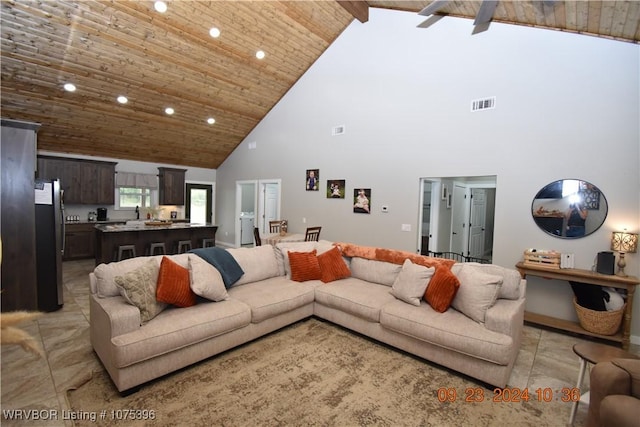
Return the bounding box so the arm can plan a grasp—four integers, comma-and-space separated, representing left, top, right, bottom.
209, 27, 220, 38
256, 50, 265, 60
165, 107, 174, 115
117, 95, 128, 104
63, 83, 76, 92
207, 117, 215, 125
154, 1, 167, 13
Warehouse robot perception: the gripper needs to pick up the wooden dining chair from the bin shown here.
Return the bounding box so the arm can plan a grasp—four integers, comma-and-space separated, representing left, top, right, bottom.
253, 227, 262, 246
269, 221, 281, 233
304, 226, 321, 242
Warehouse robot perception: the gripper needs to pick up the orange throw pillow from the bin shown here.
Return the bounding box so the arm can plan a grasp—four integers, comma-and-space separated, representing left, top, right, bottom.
156, 256, 196, 307
288, 250, 321, 282
424, 267, 460, 312
317, 246, 351, 283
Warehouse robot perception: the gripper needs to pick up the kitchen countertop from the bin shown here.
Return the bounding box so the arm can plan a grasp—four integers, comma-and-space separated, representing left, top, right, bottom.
95, 222, 217, 232
65, 220, 126, 225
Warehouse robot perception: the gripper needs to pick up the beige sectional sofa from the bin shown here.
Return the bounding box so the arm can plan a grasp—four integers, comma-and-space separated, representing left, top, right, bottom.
89, 240, 526, 393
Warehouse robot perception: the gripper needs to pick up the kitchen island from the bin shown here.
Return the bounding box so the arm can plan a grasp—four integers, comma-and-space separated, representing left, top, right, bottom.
94, 222, 218, 265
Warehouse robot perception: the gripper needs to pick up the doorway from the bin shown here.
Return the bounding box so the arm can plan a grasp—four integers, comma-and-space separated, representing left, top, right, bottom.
185, 183, 214, 224
418, 176, 496, 261
258, 179, 281, 234
235, 179, 281, 247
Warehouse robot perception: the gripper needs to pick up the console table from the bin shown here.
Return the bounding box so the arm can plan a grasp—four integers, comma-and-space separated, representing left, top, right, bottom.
516, 262, 639, 350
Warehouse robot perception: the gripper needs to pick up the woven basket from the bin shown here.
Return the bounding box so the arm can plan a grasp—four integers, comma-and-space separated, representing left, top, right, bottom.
573, 298, 625, 336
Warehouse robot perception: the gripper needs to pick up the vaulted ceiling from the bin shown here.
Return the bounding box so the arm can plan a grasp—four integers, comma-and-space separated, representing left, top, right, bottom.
1, 1, 638, 169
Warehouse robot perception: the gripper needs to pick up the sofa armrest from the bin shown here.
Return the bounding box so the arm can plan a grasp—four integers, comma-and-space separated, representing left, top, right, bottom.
484, 297, 525, 337
90, 294, 141, 339
587, 359, 636, 427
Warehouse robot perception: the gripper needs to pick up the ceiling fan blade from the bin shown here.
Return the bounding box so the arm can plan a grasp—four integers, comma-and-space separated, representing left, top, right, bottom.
471, 21, 492, 34
417, 15, 445, 29
418, 0, 450, 17
474, 0, 498, 26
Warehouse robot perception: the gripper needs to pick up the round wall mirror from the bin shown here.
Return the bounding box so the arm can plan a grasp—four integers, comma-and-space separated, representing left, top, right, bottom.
531, 179, 608, 239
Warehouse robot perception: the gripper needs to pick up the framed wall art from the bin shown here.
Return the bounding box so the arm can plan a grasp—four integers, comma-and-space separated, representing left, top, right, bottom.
327, 180, 345, 199
353, 188, 371, 214
306, 169, 319, 191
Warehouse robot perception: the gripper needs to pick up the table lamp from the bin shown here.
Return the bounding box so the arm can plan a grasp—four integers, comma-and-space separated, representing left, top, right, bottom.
610, 231, 638, 277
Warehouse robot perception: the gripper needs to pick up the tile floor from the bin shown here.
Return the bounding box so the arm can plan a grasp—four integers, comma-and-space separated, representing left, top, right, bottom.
1, 259, 638, 426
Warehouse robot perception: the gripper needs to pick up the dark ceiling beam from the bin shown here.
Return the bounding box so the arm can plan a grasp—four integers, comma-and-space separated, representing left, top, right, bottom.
337, 1, 369, 23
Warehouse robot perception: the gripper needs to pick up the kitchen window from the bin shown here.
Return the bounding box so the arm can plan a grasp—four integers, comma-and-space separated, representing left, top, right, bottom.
116, 187, 155, 209
115, 172, 158, 210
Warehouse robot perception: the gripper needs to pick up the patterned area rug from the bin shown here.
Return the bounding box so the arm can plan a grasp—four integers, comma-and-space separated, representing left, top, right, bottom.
67, 318, 572, 426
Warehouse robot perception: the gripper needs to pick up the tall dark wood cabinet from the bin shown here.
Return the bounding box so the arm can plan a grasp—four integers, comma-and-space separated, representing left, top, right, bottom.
1, 119, 39, 311
158, 167, 186, 205
37, 156, 116, 204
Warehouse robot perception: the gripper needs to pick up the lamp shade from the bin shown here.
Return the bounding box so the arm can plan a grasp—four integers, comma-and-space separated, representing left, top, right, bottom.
611, 231, 638, 253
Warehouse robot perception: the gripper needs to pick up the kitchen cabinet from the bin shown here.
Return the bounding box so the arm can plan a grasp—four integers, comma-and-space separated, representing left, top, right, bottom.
37, 156, 116, 204
64, 223, 97, 260
158, 167, 186, 205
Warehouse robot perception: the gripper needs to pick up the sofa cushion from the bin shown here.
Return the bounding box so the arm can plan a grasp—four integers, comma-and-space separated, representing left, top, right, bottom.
227, 276, 317, 323
156, 256, 196, 307
317, 246, 351, 283
390, 259, 435, 306
349, 258, 402, 287
288, 250, 322, 282
114, 258, 167, 324
451, 263, 503, 323
111, 299, 251, 368
380, 299, 513, 365
424, 266, 461, 313
315, 278, 397, 322
451, 263, 521, 300
188, 255, 229, 302
227, 245, 281, 286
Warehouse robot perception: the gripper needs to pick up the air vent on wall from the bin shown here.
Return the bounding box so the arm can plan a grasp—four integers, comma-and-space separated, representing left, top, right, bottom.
332, 125, 345, 136
471, 96, 496, 112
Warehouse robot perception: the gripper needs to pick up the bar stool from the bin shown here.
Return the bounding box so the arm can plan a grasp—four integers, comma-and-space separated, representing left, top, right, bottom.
202, 238, 215, 248
177, 240, 192, 254
117, 245, 136, 261
148, 242, 166, 256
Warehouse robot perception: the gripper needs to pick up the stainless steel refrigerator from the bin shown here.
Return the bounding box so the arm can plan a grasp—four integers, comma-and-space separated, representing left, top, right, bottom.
34, 179, 64, 312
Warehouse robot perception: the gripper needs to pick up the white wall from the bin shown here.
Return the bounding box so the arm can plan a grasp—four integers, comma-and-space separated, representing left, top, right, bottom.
216, 9, 640, 340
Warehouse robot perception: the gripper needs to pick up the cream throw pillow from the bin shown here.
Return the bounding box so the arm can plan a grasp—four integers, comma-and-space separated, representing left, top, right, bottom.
114, 258, 167, 324
188, 255, 228, 301
390, 259, 435, 306
451, 263, 503, 323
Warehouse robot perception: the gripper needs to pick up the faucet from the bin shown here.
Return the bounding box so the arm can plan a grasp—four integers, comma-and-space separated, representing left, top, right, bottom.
135, 206, 140, 220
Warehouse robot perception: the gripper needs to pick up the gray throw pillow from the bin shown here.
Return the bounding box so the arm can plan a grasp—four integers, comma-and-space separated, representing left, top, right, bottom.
115, 258, 167, 324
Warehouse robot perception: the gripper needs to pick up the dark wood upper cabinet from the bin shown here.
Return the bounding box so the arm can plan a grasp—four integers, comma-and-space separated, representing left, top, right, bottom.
37, 156, 116, 205
158, 167, 186, 205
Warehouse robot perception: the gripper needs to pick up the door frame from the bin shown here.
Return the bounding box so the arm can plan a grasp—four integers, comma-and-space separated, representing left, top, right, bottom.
185, 181, 215, 224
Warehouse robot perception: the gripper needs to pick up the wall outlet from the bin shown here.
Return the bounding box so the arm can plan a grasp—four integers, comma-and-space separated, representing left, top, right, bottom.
302, 217, 306, 224
401, 224, 411, 232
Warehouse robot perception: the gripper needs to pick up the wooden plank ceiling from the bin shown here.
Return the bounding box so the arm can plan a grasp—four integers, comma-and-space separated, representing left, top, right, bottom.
1, 1, 638, 169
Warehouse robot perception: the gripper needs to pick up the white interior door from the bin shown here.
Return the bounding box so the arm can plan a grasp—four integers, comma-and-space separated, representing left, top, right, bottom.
468, 188, 486, 258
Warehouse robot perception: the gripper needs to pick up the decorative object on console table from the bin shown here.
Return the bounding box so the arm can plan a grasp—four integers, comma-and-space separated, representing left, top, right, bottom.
610, 230, 638, 277
523, 249, 561, 269
280, 220, 288, 236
